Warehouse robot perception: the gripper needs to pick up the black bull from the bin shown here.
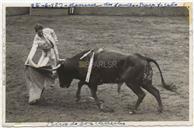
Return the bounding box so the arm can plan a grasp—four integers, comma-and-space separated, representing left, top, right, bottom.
56, 49, 176, 113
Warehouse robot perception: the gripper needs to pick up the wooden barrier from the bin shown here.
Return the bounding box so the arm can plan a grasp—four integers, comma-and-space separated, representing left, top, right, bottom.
6, 7, 29, 16
74, 7, 189, 16
6, 7, 189, 16
29, 8, 69, 16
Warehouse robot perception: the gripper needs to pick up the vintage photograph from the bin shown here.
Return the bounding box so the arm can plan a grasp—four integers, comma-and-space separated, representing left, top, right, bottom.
5, 5, 190, 125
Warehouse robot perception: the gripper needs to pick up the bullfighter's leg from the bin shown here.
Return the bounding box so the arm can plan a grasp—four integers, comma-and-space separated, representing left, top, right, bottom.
28, 83, 44, 105
126, 83, 146, 114
142, 83, 163, 113
76, 81, 85, 102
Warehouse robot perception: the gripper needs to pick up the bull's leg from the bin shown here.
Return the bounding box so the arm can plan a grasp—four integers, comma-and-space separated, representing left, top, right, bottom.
117, 83, 123, 95
89, 85, 102, 109
89, 85, 114, 112
76, 81, 85, 102
142, 83, 163, 113
126, 83, 146, 114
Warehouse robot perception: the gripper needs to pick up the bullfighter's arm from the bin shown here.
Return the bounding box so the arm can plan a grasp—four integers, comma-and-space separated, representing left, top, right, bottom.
53, 43, 59, 60
50, 29, 60, 60
50, 29, 58, 42
25, 36, 39, 67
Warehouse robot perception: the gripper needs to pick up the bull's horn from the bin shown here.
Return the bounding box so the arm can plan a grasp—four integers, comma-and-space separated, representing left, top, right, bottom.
52, 64, 61, 70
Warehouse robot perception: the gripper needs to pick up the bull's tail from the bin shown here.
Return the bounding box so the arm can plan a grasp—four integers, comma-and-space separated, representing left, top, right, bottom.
117, 54, 177, 94
144, 56, 177, 92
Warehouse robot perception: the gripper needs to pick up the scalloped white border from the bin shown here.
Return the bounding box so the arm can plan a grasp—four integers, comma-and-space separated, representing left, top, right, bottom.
0, 1, 193, 127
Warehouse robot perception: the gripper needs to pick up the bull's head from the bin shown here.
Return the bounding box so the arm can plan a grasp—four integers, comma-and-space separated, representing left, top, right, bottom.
53, 59, 76, 88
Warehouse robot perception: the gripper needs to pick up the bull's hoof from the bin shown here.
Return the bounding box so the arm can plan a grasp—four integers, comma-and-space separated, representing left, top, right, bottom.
29, 99, 39, 105
129, 110, 137, 115
158, 107, 163, 113
100, 105, 114, 113
75, 97, 81, 103
100, 108, 114, 113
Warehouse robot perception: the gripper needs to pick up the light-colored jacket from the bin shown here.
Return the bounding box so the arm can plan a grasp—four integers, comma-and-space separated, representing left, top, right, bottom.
25, 28, 59, 65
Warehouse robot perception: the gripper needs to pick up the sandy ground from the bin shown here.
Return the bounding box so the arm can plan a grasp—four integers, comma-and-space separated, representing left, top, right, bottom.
6, 15, 189, 122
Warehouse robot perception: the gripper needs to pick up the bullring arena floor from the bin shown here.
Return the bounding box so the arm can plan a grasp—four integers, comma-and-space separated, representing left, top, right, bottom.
6, 15, 189, 122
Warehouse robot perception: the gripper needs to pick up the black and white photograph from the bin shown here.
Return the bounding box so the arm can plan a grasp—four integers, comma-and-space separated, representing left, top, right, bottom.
2, 2, 193, 127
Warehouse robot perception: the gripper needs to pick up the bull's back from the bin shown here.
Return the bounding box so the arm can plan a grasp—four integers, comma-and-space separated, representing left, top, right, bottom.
90, 50, 128, 83
96, 49, 128, 61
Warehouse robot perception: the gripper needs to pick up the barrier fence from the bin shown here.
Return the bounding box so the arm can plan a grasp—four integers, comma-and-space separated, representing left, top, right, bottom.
6, 7, 189, 16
